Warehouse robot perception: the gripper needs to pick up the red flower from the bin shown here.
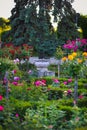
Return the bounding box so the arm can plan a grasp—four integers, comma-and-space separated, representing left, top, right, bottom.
4, 43, 13, 48
12, 70, 17, 74
9, 49, 15, 55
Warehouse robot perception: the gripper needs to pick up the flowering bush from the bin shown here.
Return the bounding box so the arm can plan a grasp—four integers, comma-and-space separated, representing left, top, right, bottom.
63, 38, 87, 53
62, 52, 87, 77
0, 43, 33, 59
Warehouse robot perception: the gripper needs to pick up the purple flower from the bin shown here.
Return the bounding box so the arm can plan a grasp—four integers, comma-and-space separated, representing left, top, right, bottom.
67, 89, 72, 94
14, 58, 19, 64
14, 76, 20, 81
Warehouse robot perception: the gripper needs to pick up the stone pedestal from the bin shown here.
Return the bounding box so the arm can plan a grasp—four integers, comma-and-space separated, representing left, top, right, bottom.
34, 59, 55, 77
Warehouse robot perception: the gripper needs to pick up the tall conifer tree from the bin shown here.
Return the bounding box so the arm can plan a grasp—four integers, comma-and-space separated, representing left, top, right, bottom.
2, 0, 78, 57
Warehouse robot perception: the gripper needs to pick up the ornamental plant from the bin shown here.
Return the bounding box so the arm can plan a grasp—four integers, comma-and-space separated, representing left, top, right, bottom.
55, 46, 64, 59
0, 43, 33, 59
62, 52, 87, 78
63, 38, 87, 54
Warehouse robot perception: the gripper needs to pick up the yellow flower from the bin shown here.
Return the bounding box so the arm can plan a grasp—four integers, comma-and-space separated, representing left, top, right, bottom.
68, 55, 73, 60
83, 52, 87, 57
77, 58, 82, 63
72, 52, 77, 57
62, 57, 67, 61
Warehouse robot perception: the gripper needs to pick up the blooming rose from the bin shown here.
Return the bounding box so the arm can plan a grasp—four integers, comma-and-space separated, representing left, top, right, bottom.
0, 106, 4, 111
0, 95, 3, 100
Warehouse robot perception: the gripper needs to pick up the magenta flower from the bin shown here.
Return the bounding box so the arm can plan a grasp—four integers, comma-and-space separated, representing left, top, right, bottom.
53, 79, 59, 83
34, 80, 41, 86
41, 79, 46, 84
15, 113, 19, 117
0, 105, 4, 111
63, 81, 67, 85
34, 80, 46, 87
68, 78, 72, 83
63, 38, 87, 52
0, 95, 3, 100
14, 76, 20, 81
12, 81, 18, 86
78, 94, 84, 99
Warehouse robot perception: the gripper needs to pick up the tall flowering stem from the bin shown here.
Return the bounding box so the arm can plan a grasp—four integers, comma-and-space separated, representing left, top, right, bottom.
62, 51, 87, 105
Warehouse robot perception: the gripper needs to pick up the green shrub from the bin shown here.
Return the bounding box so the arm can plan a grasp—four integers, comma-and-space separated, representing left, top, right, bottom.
76, 126, 87, 130
78, 98, 87, 107
0, 58, 18, 79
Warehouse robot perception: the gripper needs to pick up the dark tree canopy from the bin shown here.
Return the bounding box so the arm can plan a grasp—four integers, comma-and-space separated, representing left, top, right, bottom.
2, 0, 78, 57
78, 15, 87, 38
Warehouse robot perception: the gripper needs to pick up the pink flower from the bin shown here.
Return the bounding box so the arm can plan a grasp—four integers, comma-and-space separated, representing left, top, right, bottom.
28, 70, 32, 74
0, 95, 3, 100
14, 58, 20, 64
63, 81, 67, 85
0, 105, 4, 111
15, 113, 19, 117
68, 78, 72, 83
78, 94, 84, 99
53, 79, 59, 83
12, 81, 18, 86
34, 80, 46, 87
41, 79, 46, 84
34, 80, 41, 86
73, 100, 76, 105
